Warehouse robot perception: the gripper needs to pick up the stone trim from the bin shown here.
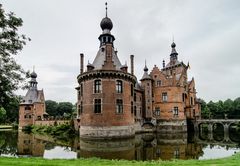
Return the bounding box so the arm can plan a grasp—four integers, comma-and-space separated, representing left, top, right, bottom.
80, 125, 135, 139
77, 70, 137, 84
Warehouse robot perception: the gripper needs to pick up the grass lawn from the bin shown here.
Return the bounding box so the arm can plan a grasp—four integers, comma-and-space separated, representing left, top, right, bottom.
0, 153, 239, 166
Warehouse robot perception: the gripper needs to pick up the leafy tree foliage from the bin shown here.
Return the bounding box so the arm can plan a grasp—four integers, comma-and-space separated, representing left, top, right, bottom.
0, 4, 30, 112
201, 97, 240, 119
45, 100, 74, 117
58, 102, 73, 116
0, 107, 6, 123
45, 100, 58, 117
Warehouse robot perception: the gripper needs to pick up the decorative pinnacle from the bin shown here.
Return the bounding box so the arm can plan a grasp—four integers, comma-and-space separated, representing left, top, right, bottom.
105, 2, 108, 17
33, 65, 35, 72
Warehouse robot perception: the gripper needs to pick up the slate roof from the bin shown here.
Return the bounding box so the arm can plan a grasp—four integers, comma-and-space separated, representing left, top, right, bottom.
92, 48, 122, 70
21, 89, 44, 105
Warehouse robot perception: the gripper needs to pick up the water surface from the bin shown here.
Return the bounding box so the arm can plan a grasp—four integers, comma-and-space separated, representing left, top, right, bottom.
0, 130, 239, 161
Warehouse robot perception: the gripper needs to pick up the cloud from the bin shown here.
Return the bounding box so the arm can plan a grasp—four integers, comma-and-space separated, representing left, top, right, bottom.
3, 0, 240, 103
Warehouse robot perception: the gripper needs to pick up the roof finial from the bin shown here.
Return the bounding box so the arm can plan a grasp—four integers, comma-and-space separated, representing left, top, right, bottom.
144, 60, 148, 72
33, 65, 35, 72
172, 35, 174, 43
105, 2, 108, 17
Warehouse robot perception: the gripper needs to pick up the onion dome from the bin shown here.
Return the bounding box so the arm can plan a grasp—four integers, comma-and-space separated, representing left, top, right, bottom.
141, 61, 152, 81
100, 17, 113, 31
30, 71, 37, 78
144, 65, 148, 72
170, 42, 178, 55
171, 42, 176, 48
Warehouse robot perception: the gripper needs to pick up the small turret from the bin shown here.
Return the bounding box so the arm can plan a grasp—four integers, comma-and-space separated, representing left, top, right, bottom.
29, 68, 38, 89
170, 42, 178, 63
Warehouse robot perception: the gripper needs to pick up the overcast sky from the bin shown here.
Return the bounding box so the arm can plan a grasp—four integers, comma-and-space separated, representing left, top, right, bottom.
2, 0, 240, 103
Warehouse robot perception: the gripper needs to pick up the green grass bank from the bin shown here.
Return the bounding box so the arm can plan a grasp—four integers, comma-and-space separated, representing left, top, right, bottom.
0, 153, 240, 166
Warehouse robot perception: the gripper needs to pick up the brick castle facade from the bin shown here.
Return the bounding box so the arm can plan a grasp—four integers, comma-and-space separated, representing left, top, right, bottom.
19, 4, 201, 137
76, 4, 201, 138
19, 71, 47, 129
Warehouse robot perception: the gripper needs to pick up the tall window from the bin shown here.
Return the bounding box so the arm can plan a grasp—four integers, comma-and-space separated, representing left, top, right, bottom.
156, 80, 161, 87
131, 101, 133, 114
162, 92, 168, 102
94, 79, 101, 93
134, 106, 137, 116
182, 93, 185, 102
116, 99, 123, 114
155, 107, 160, 116
134, 93, 136, 101
190, 97, 194, 105
78, 105, 81, 116
80, 101, 83, 114
173, 107, 178, 116
116, 80, 123, 93
131, 84, 134, 96
78, 90, 81, 100
174, 148, 180, 159
80, 84, 83, 96
94, 99, 101, 113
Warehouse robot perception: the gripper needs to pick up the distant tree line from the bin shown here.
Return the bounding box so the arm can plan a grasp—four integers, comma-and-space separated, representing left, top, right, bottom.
200, 97, 240, 119
0, 99, 76, 124
45, 100, 76, 118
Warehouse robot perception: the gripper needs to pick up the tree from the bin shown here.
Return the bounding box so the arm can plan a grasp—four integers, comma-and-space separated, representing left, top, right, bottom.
4, 96, 19, 123
199, 98, 210, 119
45, 100, 58, 117
0, 4, 30, 110
57, 102, 73, 116
0, 107, 6, 123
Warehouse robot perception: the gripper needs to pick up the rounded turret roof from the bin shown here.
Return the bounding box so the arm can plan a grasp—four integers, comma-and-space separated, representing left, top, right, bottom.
100, 17, 113, 31
171, 42, 176, 48
30, 71, 37, 78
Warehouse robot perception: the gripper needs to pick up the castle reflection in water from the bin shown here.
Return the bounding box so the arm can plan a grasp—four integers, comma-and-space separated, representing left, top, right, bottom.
17, 131, 207, 160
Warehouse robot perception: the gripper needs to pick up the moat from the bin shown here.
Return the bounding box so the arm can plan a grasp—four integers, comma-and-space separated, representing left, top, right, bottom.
0, 130, 239, 161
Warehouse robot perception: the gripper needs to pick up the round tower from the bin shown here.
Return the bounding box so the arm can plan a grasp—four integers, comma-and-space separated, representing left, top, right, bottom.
77, 3, 137, 139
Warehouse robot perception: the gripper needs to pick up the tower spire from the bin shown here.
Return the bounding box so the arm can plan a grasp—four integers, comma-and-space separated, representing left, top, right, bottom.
105, 2, 108, 17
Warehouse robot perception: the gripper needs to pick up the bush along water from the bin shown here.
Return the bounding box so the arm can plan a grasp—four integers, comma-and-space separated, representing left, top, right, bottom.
23, 121, 77, 141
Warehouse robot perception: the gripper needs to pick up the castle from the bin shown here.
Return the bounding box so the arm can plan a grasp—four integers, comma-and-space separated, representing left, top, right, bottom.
76, 4, 201, 139
19, 4, 201, 137
19, 71, 46, 130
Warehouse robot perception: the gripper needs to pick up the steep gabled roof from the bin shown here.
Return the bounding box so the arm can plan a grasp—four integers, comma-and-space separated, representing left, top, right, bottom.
92, 47, 122, 70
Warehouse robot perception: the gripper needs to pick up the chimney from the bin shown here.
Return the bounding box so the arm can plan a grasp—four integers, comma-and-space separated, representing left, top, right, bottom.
130, 55, 134, 75
80, 53, 84, 74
